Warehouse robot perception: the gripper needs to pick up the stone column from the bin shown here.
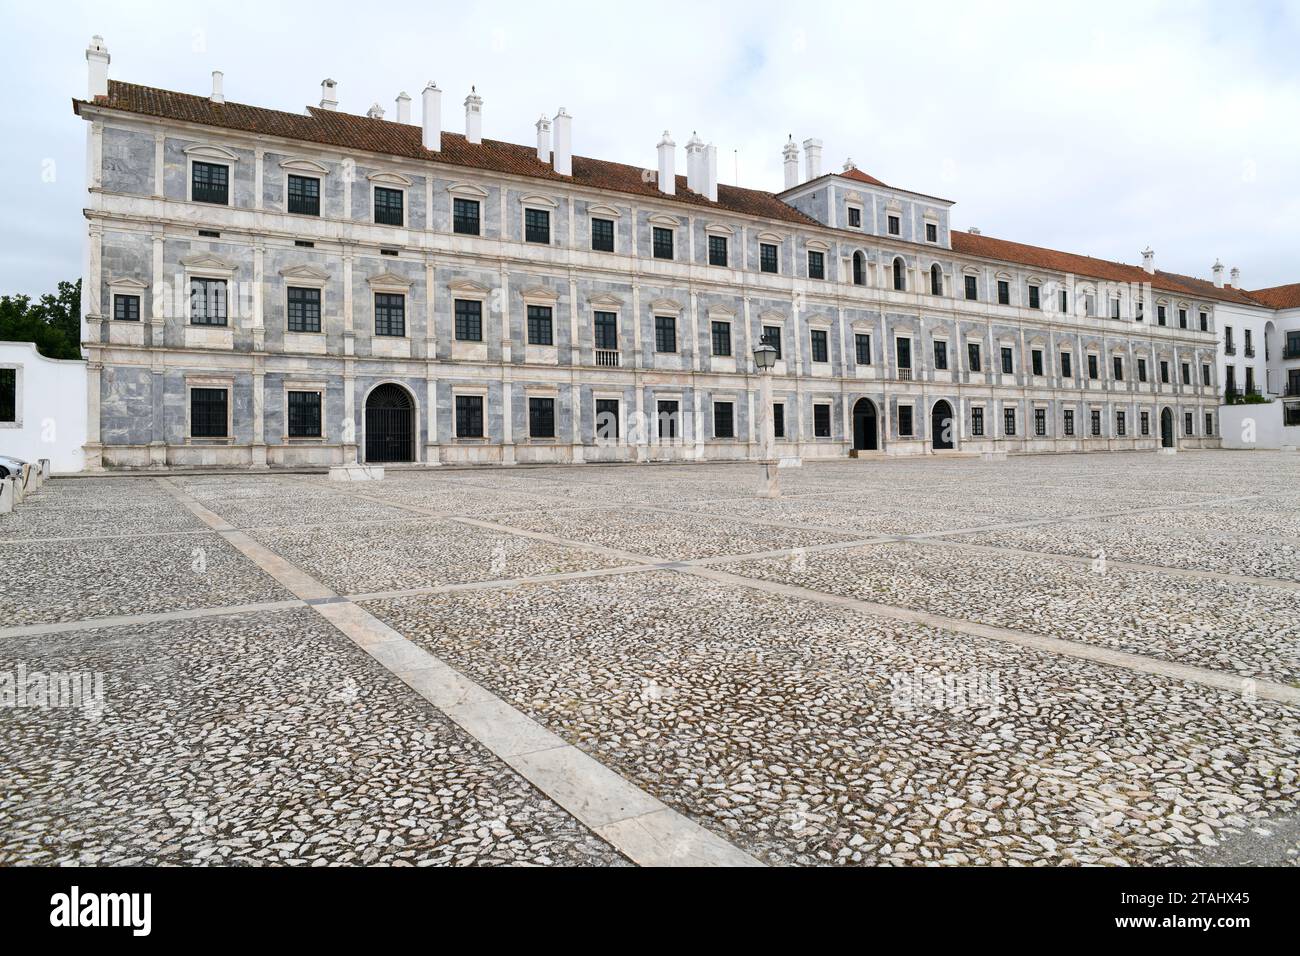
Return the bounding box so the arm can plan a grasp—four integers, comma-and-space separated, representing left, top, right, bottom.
83, 361, 104, 471
251, 366, 268, 469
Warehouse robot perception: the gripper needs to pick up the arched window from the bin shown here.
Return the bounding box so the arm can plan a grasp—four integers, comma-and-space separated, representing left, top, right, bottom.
930, 264, 943, 296
852, 251, 865, 286
892, 257, 905, 291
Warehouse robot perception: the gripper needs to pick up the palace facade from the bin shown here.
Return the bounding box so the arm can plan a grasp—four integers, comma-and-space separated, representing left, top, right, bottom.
75, 37, 1246, 470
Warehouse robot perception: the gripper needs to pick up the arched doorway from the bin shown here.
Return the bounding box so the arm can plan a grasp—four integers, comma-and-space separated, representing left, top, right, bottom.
931, 400, 954, 450
852, 398, 879, 452
365, 383, 415, 463
1160, 407, 1174, 448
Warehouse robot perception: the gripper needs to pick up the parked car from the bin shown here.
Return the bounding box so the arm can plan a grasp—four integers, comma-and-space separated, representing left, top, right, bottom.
0, 455, 26, 480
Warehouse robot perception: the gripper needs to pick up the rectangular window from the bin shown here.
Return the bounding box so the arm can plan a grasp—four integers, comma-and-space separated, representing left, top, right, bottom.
0, 368, 15, 423
591, 217, 615, 252
1004, 407, 1016, 436
965, 275, 978, 301
287, 390, 322, 438
711, 321, 732, 357
1287, 404, 1300, 426
1091, 409, 1102, 436
455, 395, 484, 438
657, 400, 679, 440
897, 337, 912, 370
760, 243, 779, 274
594, 311, 618, 350
1113, 356, 1124, 381
1202, 364, 1212, 387
968, 343, 981, 372
655, 315, 677, 353
524, 208, 550, 244
375, 293, 406, 337
1088, 354, 1099, 380
1116, 411, 1127, 437
1185, 412, 1194, 436
526, 305, 553, 346
1032, 349, 1044, 377
898, 405, 913, 437
528, 397, 556, 439
848, 207, 862, 228
1064, 409, 1075, 437
1060, 289, 1069, 313
287, 174, 320, 216
1181, 363, 1191, 386
807, 250, 825, 280
1112, 299, 1121, 320
374, 186, 404, 226
189, 278, 228, 326
855, 333, 871, 366
1160, 361, 1170, 384
708, 234, 729, 267
1179, 308, 1188, 329
191, 161, 229, 205
190, 387, 229, 438
926, 222, 938, 243
1157, 305, 1167, 326
1141, 411, 1150, 436
1138, 358, 1148, 382
971, 407, 984, 437
1061, 352, 1072, 378
652, 226, 674, 260
113, 294, 141, 322
887, 215, 900, 236
595, 398, 620, 440
934, 340, 948, 371
811, 329, 830, 363
773, 403, 785, 439
454, 299, 482, 341
1199, 312, 1208, 332
1205, 413, 1214, 436
1135, 298, 1145, 322
1028, 285, 1040, 310
713, 401, 734, 439
453, 197, 481, 235
814, 403, 832, 438
287, 287, 322, 333
997, 280, 1010, 305
1000, 346, 1013, 375
1034, 408, 1047, 437
761, 325, 782, 359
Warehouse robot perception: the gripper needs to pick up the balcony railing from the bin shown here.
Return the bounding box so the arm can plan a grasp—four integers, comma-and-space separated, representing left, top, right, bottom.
1224, 345, 1236, 355
1284, 347, 1300, 360
594, 349, 620, 368
1245, 346, 1256, 358
897, 367, 913, 381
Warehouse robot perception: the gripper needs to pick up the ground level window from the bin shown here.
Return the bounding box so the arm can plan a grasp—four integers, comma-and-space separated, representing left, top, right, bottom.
814, 403, 832, 438
595, 398, 619, 440
1034, 408, 1047, 437
1185, 412, 1194, 436
1091, 409, 1102, 436
1284, 404, 1300, 427
773, 403, 785, 439
1116, 411, 1126, 437
1141, 411, 1150, 436
898, 405, 913, 437
455, 395, 485, 438
190, 387, 229, 438
971, 407, 984, 437
1205, 413, 1214, 436
657, 400, 680, 440
1063, 409, 1075, 436
528, 397, 555, 438
713, 401, 734, 439
1004, 408, 1016, 436
287, 390, 322, 438
0, 368, 15, 423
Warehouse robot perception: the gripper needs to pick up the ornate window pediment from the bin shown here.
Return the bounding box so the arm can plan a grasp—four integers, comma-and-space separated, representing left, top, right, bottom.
368, 170, 413, 187
181, 253, 236, 274
108, 276, 149, 291
279, 264, 331, 286
448, 278, 490, 296
183, 143, 239, 163
520, 193, 558, 208
707, 303, 737, 319
447, 181, 489, 197
368, 270, 411, 290
279, 157, 329, 175
519, 284, 559, 304
806, 238, 831, 252
647, 214, 680, 227
587, 202, 622, 219
705, 222, 736, 237
589, 292, 624, 309
758, 310, 787, 324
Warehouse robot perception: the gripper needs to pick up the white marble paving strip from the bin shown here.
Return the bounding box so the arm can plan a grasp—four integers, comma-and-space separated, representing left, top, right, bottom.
0, 600, 307, 640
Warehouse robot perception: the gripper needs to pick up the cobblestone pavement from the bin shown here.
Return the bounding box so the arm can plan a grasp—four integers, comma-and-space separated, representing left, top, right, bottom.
1, 450, 1297, 866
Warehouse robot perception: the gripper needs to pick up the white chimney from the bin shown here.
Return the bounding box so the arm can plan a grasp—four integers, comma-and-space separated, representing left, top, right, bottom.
843, 157, 856, 172
421, 82, 441, 150
395, 91, 411, 124
1230, 267, 1241, 288
802, 137, 823, 182
685, 132, 706, 195
1212, 259, 1224, 288
366, 102, 385, 120
706, 143, 718, 203
1141, 246, 1155, 274
210, 70, 225, 104
967, 227, 981, 235
657, 131, 676, 196
535, 114, 552, 162
86, 35, 110, 99
782, 135, 799, 190
552, 108, 572, 176
464, 86, 483, 144
319, 78, 338, 111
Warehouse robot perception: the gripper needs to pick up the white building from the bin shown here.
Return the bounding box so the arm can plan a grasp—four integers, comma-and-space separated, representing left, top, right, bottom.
0, 340, 88, 474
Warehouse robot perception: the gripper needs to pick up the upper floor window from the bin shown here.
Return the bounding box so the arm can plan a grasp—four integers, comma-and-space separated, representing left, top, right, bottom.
527, 305, 553, 346
1088, 354, 1099, 379
761, 325, 782, 359
760, 243, 779, 274
524, 208, 550, 244
1160, 360, 1170, 384
711, 321, 732, 357
287, 175, 320, 216
810, 329, 829, 363
192, 161, 229, 205
374, 186, 404, 226
591, 217, 615, 252
968, 342, 982, 372
896, 336, 912, 369
1157, 304, 1167, 326
1028, 284, 1041, 310
1059, 289, 1069, 313
374, 293, 406, 337
929, 264, 942, 296
1000, 346, 1014, 375
1061, 352, 1072, 378
892, 257, 905, 291
852, 252, 865, 286
855, 333, 871, 365
1112, 298, 1121, 320
1138, 357, 1148, 382
964, 275, 978, 301
887, 214, 901, 236
287, 287, 321, 333
594, 311, 618, 350
453, 198, 481, 235
996, 279, 1010, 305
848, 206, 862, 228
1031, 349, 1044, 377
454, 298, 482, 341
113, 294, 141, 322
1178, 308, 1188, 329
652, 226, 674, 260
1113, 355, 1124, 381
190, 278, 228, 326
925, 222, 938, 243
934, 340, 948, 370
808, 250, 825, 280
654, 315, 677, 353
1199, 311, 1208, 332
708, 235, 729, 267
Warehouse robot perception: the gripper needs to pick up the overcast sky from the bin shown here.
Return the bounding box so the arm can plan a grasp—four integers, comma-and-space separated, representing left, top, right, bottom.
1, 0, 1297, 298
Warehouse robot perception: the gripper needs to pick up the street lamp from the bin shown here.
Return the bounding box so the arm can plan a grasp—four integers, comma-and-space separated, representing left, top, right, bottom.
753, 343, 780, 498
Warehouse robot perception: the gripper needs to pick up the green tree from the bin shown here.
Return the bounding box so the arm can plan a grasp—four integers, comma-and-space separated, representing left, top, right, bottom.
0, 279, 82, 360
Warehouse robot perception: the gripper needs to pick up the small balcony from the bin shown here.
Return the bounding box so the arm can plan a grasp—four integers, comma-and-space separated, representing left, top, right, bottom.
1224, 344, 1236, 356
594, 349, 620, 368
1283, 347, 1300, 360
1245, 346, 1256, 358
897, 367, 913, 381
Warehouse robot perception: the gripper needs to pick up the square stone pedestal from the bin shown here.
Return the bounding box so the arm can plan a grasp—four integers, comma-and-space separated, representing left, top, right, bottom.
329, 464, 385, 482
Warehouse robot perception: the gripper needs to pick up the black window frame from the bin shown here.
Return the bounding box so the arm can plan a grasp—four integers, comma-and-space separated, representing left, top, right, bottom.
848, 207, 862, 228
287, 286, 322, 333
807, 250, 825, 280
1064, 409, 1075, 437
190, 386, 229, 438
813, 403, 832, 438
0, 368, 15, 424
711, 321, 732, 357
286, 389, 323, 438
773, 403, 785, 439
374, 292, 406, 337
964, 275, 978, 301
287, 174, 321, 216
191, 161, 229, 205
657, 400, 679, 440
453, 197, 481, 236
1034, 407, 1047, 437
373, 186, 404, 226
1000, 346, 1014, 375
189, 277, 228, 327
113, 294, 141, 322
654, 315, 677, 353
968, 342, 982, 372
1032, 349, 1044, 377
933, 340, 948, 370
455, 394, 485, 438
997, 279, 1011, 305
526, 305, 554, 346
811, 329, 829, 363
713, 401, 735, 439
855, 333, 871, 366
971, 407, 984, 436
1113, 355, 1124, 381
652, 226, 674, 260
590, 217, 615, 253
454, 299, 483, 342
1028, 284, 1040, 310
887, 215, 900, 236
1061, 352, 1072, 378
708, 235, 729, 267
760, 243, 779, 274
594, 311, 619, 351
1116, 411, 1127, 437
524, 207, 551, 244
761, 326, 782, 359
898, 405, 913, 437
897, 337, 912, 370
528, 396, 556, 439
1088, 354, 1100, 380
1003, 407, 1016, 436
1091, 409, 1102, 437
925, 222, 938, 243
595, 398, 620, 440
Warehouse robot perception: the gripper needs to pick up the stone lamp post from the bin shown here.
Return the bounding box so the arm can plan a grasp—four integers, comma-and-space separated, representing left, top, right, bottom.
753, 343, 780, 498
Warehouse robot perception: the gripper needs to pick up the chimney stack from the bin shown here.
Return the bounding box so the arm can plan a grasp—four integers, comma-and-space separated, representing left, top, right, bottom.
1141, 246, 1155, 275
843, 157, 856, 172
1230, 267, 1241, 289
706, 143, 718, 202
421, 82, 441, 151
210, 70, 225, 104
85, 35, 110, 99
535, 114, 552, 163
782, 136, 799, 190
366, 102, 385, 120
1212, 259, 1224, 288
685, 132, 706, 195
656, 131, 676, 196
552, 108, 572, 176
319, 78, 338, 111
464, 86, 483, 144
802, 137, 823, 182
395, 91, 411, 124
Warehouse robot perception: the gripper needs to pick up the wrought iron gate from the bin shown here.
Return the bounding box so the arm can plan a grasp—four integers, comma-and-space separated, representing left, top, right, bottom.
365, 384, 414, 463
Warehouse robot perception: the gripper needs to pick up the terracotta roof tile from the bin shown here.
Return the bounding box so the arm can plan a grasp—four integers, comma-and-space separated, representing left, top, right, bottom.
839, 166, 889, 188
1245, 283, 1300, 310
